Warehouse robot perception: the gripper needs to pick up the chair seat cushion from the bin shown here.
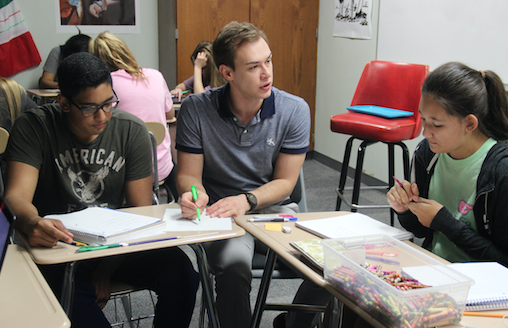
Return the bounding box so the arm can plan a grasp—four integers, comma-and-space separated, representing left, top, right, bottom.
330, 112, 416, 143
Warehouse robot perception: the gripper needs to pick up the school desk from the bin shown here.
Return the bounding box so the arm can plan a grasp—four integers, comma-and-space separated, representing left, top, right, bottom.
0, 245, 70, 328
236, 211, 507, 328
27, 89, 59, 105
19, 203, 245, 328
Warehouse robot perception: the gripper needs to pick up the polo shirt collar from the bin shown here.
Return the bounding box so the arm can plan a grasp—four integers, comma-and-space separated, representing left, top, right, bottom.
218, 83, 275, 119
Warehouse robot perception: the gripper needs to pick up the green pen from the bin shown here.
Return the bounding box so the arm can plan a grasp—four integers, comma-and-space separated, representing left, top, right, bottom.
191, 185, 201, 221
77, 243, 121, 253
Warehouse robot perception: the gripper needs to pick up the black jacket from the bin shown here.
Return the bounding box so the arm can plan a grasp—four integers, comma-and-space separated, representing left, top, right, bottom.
398, 139, 508, 266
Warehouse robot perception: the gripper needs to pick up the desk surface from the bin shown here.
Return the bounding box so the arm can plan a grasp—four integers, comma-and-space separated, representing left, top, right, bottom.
0, 245, 70, 328
27, 89, 60, 97
236, 211, 508, 328
22, 203, 245, 265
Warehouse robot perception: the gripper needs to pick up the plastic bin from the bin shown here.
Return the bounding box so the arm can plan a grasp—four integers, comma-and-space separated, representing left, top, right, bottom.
323, 235, 473, 328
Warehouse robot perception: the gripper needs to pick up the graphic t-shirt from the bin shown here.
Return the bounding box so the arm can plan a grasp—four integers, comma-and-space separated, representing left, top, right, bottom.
429, 138, 497, 262
3, 104, 152, 216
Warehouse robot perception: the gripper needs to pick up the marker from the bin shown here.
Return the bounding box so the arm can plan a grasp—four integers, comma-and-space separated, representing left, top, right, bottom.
191, 185, 201, 221
393, 176, 404, 187
393, 176, 404, 188
70, 240, 87, 247
247, 217, 298, 222
77, 236, 181, 252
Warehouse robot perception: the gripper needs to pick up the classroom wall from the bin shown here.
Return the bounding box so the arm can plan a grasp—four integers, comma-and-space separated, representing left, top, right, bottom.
11, 0, 159, 90
314, 0, 422, 183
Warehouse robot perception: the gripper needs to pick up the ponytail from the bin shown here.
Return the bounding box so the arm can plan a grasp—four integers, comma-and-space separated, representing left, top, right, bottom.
422, 62, 508, 141
481, 70, 508, 140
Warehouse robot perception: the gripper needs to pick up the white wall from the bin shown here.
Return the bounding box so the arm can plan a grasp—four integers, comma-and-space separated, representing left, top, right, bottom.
11, 0, 159, 89
314, 0, 422, 183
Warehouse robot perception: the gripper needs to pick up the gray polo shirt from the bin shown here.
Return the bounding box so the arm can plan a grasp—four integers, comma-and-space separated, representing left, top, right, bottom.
176, 84, 310, 203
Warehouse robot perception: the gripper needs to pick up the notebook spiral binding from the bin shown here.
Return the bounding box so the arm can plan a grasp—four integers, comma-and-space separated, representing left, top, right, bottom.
466, 296, 508, 311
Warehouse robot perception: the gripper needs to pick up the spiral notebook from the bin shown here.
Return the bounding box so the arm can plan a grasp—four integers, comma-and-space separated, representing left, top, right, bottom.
45, 207, 164, 245
448, 262, 508, 311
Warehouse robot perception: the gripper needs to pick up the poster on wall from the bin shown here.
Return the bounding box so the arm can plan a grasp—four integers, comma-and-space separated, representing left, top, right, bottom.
56, 0, 140, 34
333, 0, 372, 39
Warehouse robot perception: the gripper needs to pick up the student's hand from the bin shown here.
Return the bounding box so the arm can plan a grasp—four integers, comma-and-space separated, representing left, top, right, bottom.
91, 271, 111, 309
206, 195, 251, 219
180, 190, 209, 220
170, 88, 183, 101
27, 218, 74, 248
408, 198, 443, 228
194, 52, 208, 69
386, 180, 419, 214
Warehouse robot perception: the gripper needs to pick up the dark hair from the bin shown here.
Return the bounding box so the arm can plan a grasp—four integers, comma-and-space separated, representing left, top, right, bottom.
213, 21, 268, 71
61, 34, 91, 60
422, 62, 508, 141
57, 52, 112, 99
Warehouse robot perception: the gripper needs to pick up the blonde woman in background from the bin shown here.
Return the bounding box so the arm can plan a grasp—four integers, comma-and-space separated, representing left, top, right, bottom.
170, 41, 227, 101
89, 31, 178, 199
0, 78, 37, 175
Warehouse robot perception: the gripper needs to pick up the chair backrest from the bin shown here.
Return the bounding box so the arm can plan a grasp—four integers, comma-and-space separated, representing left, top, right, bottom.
0, 128, 9, 154
351, 60, 429, 139
145, 122, 167, 204
289, 168, 308, 213
144, 122, 166, 147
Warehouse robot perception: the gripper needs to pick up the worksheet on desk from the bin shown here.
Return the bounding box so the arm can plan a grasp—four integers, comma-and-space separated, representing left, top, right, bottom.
163, 208, 232, 231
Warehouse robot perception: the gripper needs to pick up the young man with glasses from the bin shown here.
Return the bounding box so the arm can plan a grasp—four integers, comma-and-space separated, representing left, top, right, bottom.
3, 52, 199, 328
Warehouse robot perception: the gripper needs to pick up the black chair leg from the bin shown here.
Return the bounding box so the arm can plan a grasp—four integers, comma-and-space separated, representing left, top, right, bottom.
350, 140, 377, 212
336, 137, 355, 211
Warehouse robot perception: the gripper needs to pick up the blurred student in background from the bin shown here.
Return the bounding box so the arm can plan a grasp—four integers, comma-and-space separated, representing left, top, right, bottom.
90, 31, 177, 199
0, 77, 37, 177
170, 41, 227, 101
39, 33, 91, 89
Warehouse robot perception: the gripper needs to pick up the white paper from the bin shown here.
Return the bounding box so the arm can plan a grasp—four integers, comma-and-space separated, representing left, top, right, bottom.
296, 213, 413, 240
163, 208, 232, 232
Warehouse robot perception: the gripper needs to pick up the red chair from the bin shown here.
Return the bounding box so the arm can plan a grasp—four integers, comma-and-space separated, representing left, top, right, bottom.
330, 60, 429, 225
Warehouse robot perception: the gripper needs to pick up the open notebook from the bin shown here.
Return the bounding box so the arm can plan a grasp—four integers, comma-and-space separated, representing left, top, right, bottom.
46, 207, 164, 245
449, 262, 508, 311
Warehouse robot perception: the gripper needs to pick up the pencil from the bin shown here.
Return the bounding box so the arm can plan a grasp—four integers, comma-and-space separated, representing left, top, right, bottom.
463, 311, 508, 318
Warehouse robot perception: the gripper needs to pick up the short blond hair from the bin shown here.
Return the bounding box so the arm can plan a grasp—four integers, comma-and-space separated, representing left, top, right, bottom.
89, 31, 146, 81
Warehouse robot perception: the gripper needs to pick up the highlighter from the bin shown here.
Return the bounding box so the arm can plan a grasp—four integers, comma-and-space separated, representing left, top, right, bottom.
191, 185, 201, 221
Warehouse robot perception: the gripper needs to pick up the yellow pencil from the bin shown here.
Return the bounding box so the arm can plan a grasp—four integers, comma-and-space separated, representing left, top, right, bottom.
463, 312, 507, 318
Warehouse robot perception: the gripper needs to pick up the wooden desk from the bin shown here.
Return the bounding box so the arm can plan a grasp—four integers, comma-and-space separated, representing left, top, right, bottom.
21, 203, 245, 328
27, 89, 59, 105
0, 245, 70, 328
236, 211, 507, 328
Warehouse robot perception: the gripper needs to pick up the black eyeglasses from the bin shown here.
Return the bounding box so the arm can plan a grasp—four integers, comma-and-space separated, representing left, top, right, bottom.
68, 90, 120, 117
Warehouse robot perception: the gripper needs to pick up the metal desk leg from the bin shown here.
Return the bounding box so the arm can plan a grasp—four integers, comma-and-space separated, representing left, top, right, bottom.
323, 297, 341, 328
61, 261, 79, 316
190, 243, 221, 328
250, 248, 278, 328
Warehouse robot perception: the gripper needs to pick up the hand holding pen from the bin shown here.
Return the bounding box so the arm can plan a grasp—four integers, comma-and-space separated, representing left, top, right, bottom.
180, 186, 208, 220
387, 176, 420, 213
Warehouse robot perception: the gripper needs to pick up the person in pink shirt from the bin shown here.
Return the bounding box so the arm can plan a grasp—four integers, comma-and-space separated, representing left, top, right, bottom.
90, 32, 176, 197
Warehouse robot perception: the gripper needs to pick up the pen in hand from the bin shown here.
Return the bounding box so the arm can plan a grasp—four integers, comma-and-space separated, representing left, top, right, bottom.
393, 176, 404, 188
191, 185, 201, 221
